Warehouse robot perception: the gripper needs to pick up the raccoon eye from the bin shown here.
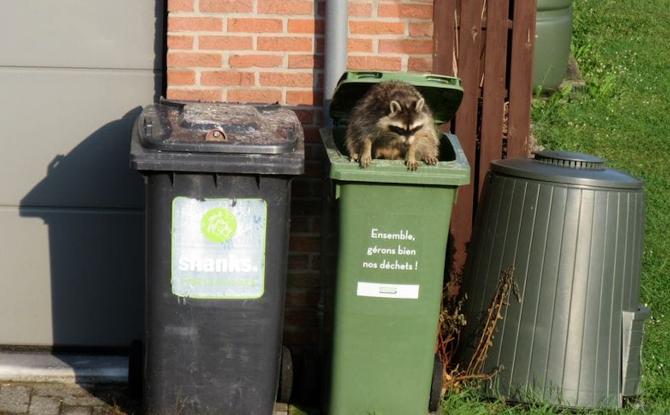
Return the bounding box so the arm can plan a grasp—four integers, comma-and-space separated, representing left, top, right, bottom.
389, 126, 405, 135
409, 125, 424, 134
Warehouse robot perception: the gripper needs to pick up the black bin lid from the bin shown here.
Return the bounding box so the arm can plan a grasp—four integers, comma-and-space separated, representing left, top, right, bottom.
130, 100, 304, 175
330, 71, 463, 125
491, 150, 643, 189
138, 100, 300, 154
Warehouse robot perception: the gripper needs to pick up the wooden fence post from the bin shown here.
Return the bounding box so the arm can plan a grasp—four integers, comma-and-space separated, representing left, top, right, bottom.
433, 0, 536, 276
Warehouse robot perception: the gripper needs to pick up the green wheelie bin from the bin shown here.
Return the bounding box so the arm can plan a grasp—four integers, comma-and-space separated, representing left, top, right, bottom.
320, 71, 470, 414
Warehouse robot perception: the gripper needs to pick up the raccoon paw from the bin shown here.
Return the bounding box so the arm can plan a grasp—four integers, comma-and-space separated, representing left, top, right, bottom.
406, 159, 419, 171
423, 155, 438, 166
360, 154, 372, 168
350, 153, 359, 163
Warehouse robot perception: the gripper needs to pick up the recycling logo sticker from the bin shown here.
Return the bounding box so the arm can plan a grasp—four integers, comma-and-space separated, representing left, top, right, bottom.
201, 208, 237, 243
171, 197, 267, 299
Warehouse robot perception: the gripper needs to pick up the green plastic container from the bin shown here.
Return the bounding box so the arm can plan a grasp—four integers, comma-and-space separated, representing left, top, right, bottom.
533, 0, 573, 90
321, 71, 469, 414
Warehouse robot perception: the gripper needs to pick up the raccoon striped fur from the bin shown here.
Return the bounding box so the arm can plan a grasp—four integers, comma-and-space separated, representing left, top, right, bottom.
345, 81, 439, 170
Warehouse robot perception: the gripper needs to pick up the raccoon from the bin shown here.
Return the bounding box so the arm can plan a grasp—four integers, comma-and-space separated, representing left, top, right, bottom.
345, 81, 439, 170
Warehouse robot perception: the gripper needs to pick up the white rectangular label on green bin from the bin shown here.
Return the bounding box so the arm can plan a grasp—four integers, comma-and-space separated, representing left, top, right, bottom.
171, 197, 267, 299
356, 281, 420, 299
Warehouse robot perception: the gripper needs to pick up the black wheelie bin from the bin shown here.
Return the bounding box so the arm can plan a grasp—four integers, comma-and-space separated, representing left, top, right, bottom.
130, 100, 304, 414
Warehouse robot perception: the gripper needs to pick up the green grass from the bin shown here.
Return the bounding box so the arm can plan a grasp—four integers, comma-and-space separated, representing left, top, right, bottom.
444, 0, 670, 413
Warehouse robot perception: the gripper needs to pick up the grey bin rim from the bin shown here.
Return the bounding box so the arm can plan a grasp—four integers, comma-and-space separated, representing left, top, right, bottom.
490, 159, 643, 190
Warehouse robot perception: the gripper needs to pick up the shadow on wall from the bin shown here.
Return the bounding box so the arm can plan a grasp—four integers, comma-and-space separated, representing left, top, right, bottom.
14, 0, 166, 356
19, 108, 146, 350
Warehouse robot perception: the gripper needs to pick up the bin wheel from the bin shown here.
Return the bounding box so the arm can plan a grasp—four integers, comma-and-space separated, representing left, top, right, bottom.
278, 346, 293, 403
428, 353, 443, 412
128, 340, 143, 398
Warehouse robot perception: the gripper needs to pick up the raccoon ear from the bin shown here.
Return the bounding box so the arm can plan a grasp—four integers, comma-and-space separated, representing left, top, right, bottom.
389, 100, 402, 114
415, 98, 425, 112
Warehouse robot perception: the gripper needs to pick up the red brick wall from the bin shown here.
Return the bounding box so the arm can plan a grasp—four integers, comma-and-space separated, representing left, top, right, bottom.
166, 0, 435, 348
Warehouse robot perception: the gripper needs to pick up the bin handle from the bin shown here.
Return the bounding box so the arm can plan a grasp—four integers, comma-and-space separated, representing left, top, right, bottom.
205, 128, 227, 141
354, 71, 383, 79
425, 75, 460, 86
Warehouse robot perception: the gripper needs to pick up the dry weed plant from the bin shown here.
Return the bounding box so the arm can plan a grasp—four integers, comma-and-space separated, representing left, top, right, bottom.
438, 266, 520, 392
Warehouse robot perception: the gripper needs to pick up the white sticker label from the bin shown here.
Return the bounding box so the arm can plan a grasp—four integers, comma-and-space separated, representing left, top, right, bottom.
171, 197, 267, 299
356, 282, 420, 299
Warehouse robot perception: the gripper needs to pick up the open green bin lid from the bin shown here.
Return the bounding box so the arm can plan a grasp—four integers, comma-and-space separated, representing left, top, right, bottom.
323, 71, 469, 186
330, 71, 464, 125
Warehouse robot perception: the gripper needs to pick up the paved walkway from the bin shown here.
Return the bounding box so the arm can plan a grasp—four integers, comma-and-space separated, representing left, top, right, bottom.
0, 382, 292, 414
0, 382, 137, 414
0, 353, 294, 414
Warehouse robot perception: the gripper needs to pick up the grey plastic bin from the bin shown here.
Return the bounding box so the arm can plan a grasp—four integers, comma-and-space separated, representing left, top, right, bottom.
459, 151, 649, 409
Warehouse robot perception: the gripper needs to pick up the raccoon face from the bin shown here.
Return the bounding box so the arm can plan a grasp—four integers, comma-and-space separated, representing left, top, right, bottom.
378, 98, 429, 145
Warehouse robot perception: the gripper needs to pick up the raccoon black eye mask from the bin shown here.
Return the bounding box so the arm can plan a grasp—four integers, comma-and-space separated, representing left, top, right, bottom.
388, 125, 424, 136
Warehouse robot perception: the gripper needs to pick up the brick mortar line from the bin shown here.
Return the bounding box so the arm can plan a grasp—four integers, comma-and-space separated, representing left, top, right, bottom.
231, 14, 322, 19
220, 31, 325, 35
372, 0, 379, 18
365, 33, 434, 38
174, 52, 316, 56
167, 86, 223, 90
347, 17, 433, 21
401, 55, 409, 71
347, 51, 429, 56
167, 31, 242, 35
169, 14, 433, 22
167, 34, 315, 40
224, 50, 234, 72
167, 83, 320, 88
171, 13, 321, 18
188, 68, 323, 74
347, 34, 427, 39
205, 12, 319, 16
168, 33, 426, 40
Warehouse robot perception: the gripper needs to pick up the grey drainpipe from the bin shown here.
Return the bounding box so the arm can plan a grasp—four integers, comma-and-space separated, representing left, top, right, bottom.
323, 0, 348, 127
